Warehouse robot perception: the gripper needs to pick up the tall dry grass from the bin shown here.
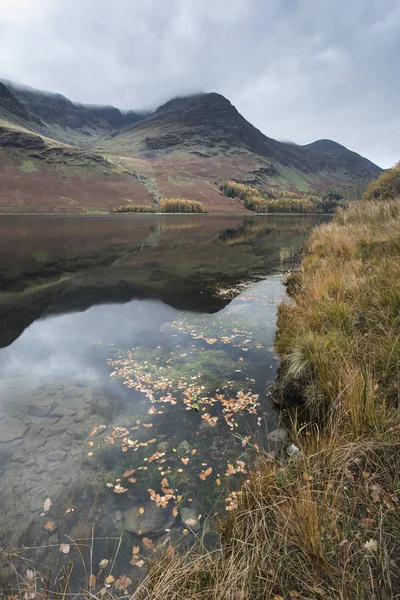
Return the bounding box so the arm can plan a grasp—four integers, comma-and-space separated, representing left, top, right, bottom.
131, 196, 400, 599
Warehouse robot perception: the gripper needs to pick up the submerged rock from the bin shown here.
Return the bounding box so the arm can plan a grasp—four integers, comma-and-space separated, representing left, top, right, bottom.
178, 440, 190, 454
180, 507, 200, 532
286, 443, 301, 459
123, 504, 174, 535
267, 428, 288, 444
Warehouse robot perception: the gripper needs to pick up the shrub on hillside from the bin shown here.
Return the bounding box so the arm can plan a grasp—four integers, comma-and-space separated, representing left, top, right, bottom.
112, 205, 155, 213
158, 198, 206, 213
220, 180, 341, 213
363, 162, 400, 201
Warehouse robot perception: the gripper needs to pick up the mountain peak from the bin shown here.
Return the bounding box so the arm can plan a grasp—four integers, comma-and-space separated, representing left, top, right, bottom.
154, 92, 232, 116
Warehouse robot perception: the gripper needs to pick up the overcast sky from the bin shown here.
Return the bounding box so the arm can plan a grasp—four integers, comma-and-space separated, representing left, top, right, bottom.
0, 0, 399, 167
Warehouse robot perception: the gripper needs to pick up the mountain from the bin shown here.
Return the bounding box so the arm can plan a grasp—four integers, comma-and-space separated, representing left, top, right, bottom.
0, 81, 383, 214
2, 80, 147, 146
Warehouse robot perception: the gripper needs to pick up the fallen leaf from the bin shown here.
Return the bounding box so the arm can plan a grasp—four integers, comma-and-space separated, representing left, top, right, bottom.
115, 574, 131, 590
44, 521, 56, 532
99, 559, 109, 569
43, 498, 52, 512
105, 575, 115, 584
88, 441, 94, 447
113, 484, 128, 494
132, 546, 140, 555
173, 507, 178, 518
87, 452, 93, 457
139, 507, 145, 514
59, 543, 70, 554
183, 528, 189, 535
216, 478, 221, 486
123, 469, 135, 478
142, 537, 155, 551
143, 423, 153, 428
128, 477, 137, 483
364, 538, 378, 551
360, 517, 376, 528
89, 574, 96, 589
191, 449, 197, 455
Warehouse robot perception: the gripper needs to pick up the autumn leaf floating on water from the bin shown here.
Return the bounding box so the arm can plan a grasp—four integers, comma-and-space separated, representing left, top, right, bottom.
142, 537, 156, 552
115, 574, 132, 591
123, 468, 135, 478
225, 491, 239, 511
130, 545, 144, 567
199, 467, 212, 480
113, 484, 128, 494
44, 521, 56, 532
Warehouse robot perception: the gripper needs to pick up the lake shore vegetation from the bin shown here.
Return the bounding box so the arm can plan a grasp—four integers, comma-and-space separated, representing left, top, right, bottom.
127, 174, 400, 599
220, 180, 345, 214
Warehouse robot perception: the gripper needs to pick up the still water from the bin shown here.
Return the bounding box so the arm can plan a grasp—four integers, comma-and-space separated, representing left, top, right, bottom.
0, 214, 326, 586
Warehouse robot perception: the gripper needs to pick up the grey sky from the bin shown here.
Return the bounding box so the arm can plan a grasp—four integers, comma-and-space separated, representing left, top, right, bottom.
0, 0, 399, 167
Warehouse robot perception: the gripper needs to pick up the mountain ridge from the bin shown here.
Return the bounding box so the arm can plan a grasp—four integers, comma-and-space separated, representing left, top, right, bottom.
0, 80, 383, 214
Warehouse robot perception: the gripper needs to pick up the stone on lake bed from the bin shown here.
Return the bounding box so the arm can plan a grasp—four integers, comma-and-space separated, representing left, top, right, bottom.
28, 401, 56, 417
123, 503, 175, 535
180, 507, 200, 532
178, 440, 190, 454
267, 428, 288, 444
0, 422, 29, 443
45, 450, 67, 462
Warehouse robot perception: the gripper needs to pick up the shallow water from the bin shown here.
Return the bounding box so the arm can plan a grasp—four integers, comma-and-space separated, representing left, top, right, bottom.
0, 214, 326, 588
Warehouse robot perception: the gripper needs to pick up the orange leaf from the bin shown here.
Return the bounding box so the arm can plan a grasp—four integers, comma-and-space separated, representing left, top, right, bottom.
123, 469, 135, 478
142, 537, 155, 551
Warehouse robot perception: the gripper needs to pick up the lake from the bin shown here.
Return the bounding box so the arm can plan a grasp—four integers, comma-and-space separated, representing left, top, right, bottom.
0, 214, 326, 589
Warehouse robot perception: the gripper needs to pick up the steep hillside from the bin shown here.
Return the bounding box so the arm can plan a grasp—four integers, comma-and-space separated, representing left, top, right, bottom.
3, 81, 146, 147
99, 92, 382, 199
0, 119, 155, 214
0, 81, 383, 213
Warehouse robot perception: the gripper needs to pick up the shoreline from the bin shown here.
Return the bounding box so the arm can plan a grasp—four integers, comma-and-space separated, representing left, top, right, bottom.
129, 195, 400, 599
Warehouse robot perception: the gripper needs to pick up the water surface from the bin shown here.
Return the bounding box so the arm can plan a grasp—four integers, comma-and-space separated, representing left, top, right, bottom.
0, 214, 326, 585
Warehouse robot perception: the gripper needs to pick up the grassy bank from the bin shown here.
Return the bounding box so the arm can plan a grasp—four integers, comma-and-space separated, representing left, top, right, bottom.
127, 196, 400, 599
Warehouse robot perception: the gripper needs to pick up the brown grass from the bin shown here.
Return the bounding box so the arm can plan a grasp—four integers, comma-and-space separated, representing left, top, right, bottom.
130, 196, 400, 599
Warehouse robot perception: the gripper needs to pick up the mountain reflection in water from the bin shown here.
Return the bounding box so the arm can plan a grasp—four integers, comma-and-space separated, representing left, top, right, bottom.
0, 213, 328, 587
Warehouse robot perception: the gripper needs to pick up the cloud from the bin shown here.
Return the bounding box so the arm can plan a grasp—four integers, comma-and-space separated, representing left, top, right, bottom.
0, 0, 398, 166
